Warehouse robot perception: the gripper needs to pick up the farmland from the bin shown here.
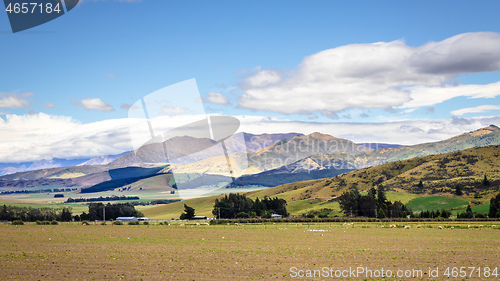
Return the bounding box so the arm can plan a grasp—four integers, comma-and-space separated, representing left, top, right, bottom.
1, 222, 499, 280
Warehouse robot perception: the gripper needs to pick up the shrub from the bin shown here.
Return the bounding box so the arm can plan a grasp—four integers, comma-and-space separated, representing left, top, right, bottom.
12, 220, 24, 225
113, 221, 123, 225
81, 221, 89, 225
50, 221, 58, 225
142, 221, 149, 225
36, 220, 45, 225
236, 212, 249, 218
128, 221, 139, 225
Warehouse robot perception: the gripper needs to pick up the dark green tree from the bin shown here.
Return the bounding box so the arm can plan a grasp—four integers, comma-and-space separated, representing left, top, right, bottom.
377, 208, 386, 219
455, 185, 463, 196
60, 208, 72, 222
489, 193, 500, 218
339, 187, 361, 216
483, 174, 490, 186
180, 204, 195, 220
368, 187, 377, 198
377, 185, 387, 205
359, 195, 377, 217
417, 180, 424, 189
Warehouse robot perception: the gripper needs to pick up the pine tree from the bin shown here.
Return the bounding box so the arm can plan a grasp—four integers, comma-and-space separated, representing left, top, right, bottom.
377, 185, 387, 205
417, 180, 424, 189
483, 174, 490, 186
180, 204, 195, 220
368, 187, 377, 198
377, 208, 386, 219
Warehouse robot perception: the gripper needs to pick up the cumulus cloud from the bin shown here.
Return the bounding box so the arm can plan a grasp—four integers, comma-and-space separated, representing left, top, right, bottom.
238, 32, 500, 117
76, 98, 115, 112
204, 92, 230, 105
0, 113, 131, 163
451, 105, 500, 116
0, 92, 32, 108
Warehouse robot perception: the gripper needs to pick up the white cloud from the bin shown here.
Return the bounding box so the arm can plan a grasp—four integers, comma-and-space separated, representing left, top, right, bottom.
238, 32, 500, 117
44, 102, 55, 108
401, 108, 416, 114
0, 112, 499, 162
0, 92, 32, 108
237, 115, 500, 145
159, 106, 186, 116
78, 98, 115, 112
451, 105, 500, 116
0, 113, 131, 163
204, 92, 230, 105
401, 81, 500, 108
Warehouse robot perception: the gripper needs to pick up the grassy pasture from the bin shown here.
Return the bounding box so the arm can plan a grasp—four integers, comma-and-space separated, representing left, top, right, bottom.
406, 196, 469, 212
0, 221, 499, 280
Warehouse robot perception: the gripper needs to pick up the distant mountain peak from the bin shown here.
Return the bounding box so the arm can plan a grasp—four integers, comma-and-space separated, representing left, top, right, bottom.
466, 124, 500, 137
308, 132, 341, 140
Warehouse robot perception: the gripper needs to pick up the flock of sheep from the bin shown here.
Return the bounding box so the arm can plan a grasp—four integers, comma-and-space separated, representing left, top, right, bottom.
380, 224, 497, 229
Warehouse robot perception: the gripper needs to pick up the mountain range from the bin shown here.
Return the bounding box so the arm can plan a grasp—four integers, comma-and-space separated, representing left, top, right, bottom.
1, 126, 500, 193
247, 144, 500, 203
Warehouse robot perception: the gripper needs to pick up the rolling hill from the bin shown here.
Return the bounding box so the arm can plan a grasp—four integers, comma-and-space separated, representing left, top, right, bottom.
248, 144, 500, 201
143, 144, 500, 218
357, 125, 500, 167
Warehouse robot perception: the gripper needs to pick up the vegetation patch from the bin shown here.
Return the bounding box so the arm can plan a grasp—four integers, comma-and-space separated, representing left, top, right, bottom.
406, 196, 468, 212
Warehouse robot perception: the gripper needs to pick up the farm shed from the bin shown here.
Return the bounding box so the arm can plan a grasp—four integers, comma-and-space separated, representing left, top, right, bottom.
271, 214, 282, 219
116, 217, 138, 222
191, 216, 208, 220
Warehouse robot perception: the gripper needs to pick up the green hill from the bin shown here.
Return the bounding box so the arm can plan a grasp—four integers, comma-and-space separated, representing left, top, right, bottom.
143, 145, 500, 219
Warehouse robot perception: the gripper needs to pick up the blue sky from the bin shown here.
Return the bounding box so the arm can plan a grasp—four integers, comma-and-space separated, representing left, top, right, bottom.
1, 0, 500, 162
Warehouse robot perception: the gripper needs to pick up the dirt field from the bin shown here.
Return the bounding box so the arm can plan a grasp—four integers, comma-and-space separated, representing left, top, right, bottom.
0, 222, 499, 280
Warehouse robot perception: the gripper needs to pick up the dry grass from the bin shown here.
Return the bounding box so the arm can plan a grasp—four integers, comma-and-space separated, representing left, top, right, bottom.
0, 222, 499, 280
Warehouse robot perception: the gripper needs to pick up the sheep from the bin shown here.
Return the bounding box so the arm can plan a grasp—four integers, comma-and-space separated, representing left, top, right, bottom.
492, 225, 496, 228
438, 226, 443, 229
416, 225, 421, 229
404, 226, 410, 229
450, 227, 454, 230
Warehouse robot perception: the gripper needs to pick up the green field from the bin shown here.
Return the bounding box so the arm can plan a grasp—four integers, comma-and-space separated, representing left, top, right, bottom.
1, 221, 499, 280
405, 196, 469, 212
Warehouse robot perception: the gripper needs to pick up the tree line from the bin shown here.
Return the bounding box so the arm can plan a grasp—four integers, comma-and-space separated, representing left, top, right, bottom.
0, 205, 72, 222
1, 188, 77, 195
0, 202, 143, 222
211, 193, 288, 219
339, 185, 411, 218
66, 195, 140, 203
77, 203, 143, 221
